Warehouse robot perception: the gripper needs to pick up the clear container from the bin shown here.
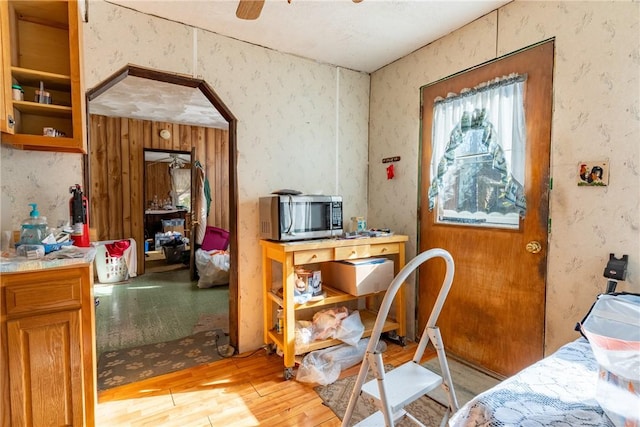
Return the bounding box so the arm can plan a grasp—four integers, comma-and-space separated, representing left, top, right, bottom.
19, 203, 48, 245
11, 84, 24, 101
34, 89, 51, 104
351, 216, 366, 233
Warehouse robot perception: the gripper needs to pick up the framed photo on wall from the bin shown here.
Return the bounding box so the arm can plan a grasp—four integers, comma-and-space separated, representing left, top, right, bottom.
577, 160, 609, 186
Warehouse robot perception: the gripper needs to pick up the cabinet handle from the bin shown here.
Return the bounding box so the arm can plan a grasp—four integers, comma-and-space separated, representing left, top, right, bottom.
8, 115, 15, 128
311, 254, 317, 259
381, 247, 387, 252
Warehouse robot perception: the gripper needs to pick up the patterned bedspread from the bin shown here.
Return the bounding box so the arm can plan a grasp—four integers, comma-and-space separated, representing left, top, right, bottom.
449, 338, 614, 426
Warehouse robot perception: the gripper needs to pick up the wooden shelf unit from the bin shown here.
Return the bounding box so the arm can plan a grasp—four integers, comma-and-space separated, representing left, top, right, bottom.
260, 235, 408, 378
0, 0, 86, 153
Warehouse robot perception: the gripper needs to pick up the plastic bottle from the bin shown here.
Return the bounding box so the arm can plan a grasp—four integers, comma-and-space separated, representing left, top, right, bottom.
19, 203, 48, 245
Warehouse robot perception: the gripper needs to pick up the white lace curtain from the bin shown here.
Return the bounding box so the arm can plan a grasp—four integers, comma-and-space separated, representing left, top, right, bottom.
428, 73, 527, 221
170, 168, 191, 209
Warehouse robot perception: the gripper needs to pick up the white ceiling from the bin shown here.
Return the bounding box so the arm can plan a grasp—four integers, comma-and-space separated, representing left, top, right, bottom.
90, 0, 510, 126
89, 76, 230, 128
109, 0, 509, 73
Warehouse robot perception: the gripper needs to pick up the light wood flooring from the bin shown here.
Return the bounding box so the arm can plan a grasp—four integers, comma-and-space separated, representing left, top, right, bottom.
96, 340, 433, 426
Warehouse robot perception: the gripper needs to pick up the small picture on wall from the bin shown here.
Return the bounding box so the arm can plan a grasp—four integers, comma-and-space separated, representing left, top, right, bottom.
577, 160, 609, 186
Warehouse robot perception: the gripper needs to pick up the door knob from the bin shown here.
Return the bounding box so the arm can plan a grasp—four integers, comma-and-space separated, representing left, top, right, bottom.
526, 241, 542, 254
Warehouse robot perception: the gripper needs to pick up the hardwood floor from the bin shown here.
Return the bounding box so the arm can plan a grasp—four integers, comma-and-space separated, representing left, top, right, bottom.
96, 340, 431, 426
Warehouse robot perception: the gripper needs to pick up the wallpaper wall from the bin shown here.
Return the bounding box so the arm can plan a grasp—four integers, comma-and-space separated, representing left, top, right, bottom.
1, 0, 637, 356
0, 0, 369, 352
368, 0, 639, 353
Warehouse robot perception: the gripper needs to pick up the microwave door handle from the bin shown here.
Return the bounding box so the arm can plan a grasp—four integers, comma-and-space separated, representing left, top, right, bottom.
326, 203, 331, 229
285, 196, 294, 235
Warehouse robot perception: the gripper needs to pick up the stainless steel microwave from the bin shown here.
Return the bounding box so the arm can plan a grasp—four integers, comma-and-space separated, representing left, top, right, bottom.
259, 195, 343, 241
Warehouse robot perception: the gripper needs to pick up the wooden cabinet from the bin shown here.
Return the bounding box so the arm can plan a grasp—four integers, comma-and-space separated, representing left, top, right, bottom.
1, 264, 96, 427
260, 235, 408, 379
0, 0, 86, 153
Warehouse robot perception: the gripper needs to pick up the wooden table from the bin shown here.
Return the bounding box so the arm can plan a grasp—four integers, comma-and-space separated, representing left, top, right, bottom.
260, 235, 408, 379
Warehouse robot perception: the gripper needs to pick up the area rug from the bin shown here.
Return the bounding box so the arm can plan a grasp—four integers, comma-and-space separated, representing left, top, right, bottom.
315, 357, 500, 426
97, 328, 229, 391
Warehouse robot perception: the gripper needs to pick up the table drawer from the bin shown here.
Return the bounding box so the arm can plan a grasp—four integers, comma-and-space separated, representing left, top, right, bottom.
294, 248, 334, 265
335, 245, 371, 260
369, 243, 399, 256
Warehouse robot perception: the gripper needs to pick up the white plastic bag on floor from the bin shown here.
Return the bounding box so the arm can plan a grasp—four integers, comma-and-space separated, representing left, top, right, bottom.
196, 249, 230, 288
296, 338, 386, 385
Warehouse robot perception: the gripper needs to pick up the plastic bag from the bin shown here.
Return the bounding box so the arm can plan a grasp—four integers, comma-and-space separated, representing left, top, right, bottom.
295, 320, 315, 351
297, 338, 368, 385
312, 307, 349, 340
581, 293, 640, 427
196, 248, 230, 288
334, 310, 364, 346
296, 338, 387, 385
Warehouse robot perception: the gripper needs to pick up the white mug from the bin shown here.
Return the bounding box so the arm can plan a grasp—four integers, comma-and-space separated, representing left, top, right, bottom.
1, 230, 14, 251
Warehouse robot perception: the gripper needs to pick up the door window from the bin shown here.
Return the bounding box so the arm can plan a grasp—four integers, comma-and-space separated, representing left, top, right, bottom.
427, 74, 527, 229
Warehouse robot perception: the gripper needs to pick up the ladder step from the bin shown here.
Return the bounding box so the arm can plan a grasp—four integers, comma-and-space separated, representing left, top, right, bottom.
361, 362, 443, 413
353, 409, 408, 427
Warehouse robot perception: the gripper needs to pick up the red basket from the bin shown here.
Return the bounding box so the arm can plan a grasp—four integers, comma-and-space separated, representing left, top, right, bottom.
201, 226, 230, 251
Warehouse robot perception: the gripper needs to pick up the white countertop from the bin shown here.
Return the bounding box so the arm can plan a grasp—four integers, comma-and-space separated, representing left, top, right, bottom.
0, 246, 96, 273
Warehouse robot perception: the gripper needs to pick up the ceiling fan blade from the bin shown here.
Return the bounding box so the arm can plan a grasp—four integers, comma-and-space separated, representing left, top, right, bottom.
236, 0, 265, 20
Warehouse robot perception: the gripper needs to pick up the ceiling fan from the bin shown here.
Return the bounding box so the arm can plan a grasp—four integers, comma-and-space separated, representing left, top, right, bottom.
236, 0, 363, 20
148, 153, 190, 169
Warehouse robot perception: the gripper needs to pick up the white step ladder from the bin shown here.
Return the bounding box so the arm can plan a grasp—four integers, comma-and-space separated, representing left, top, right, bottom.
342, 248, 459, 427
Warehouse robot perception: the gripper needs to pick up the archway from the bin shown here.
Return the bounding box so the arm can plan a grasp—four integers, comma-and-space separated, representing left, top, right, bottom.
85, 65, 238, 352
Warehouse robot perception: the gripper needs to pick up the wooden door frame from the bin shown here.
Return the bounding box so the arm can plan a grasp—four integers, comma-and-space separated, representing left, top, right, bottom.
84, 65, 239, 353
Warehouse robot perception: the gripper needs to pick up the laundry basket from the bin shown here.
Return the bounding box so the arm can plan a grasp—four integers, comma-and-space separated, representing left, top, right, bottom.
94, 244, 129, 283
201, 226, 230, 251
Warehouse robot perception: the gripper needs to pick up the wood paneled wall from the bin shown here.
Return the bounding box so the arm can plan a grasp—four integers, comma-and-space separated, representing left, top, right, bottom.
89, 114, 230, 274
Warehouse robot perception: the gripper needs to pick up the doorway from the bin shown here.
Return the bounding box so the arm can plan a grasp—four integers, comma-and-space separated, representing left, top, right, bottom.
418, 41, 554, 377
143, 149, 192, 272
85, 65, 239, 354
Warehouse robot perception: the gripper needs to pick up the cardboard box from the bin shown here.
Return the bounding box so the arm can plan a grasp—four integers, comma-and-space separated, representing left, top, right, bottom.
320, 258, 394, 296
163, 225, 185, 235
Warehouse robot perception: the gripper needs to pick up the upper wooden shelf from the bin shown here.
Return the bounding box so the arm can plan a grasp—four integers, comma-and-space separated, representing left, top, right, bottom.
269, 284, 375, 311
12, 100, 72, 118
11, 67, 71, 92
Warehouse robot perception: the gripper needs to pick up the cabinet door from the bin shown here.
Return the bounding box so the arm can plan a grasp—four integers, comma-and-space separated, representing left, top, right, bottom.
7, 310, 84, 427
0, 0, 14, 134
0, 0, 86, 152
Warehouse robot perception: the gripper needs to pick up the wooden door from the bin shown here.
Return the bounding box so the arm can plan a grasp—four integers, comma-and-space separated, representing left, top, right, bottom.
190, 147, 197, 280
419, 41, 554, 377
7, 310, 84, 426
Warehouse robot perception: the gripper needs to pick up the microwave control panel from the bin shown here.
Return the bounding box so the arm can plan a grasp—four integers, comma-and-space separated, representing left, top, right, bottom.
332, 201, 343, 228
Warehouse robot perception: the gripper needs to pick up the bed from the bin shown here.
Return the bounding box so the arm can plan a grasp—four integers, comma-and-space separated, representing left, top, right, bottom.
449, 338, 613, 426
450, 292, 640, 427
